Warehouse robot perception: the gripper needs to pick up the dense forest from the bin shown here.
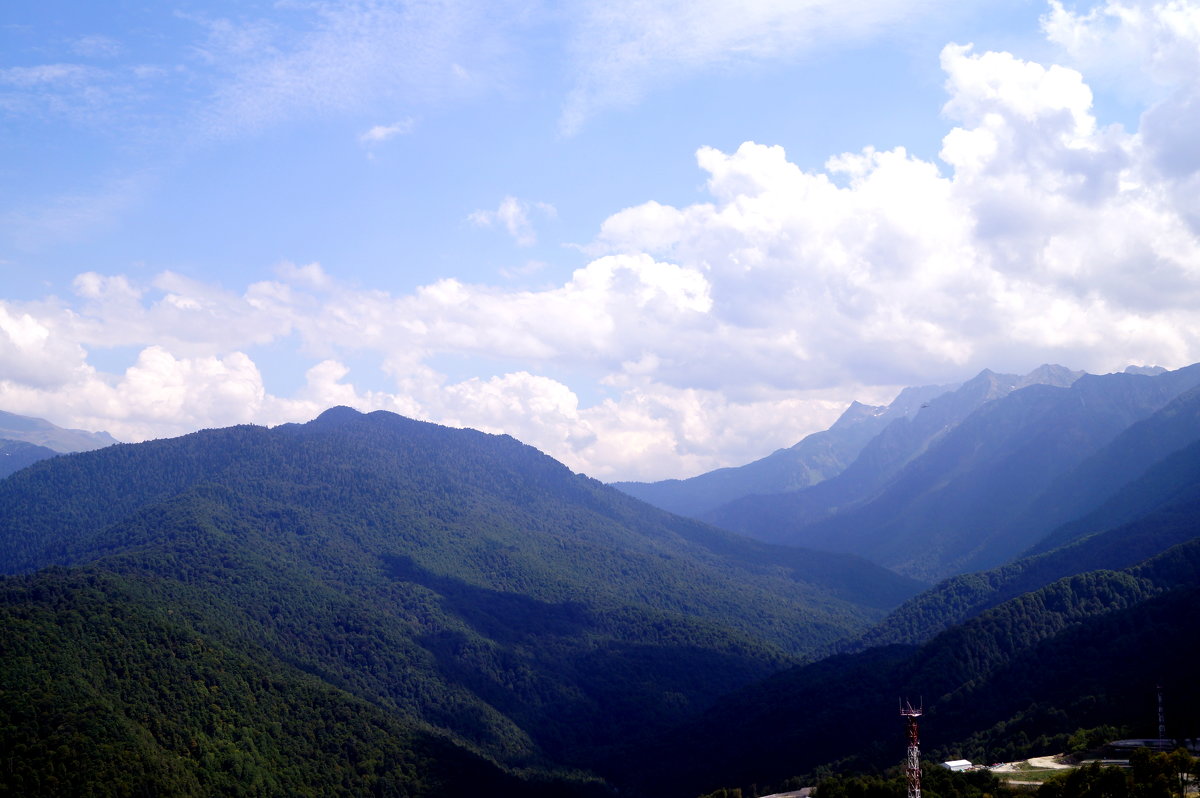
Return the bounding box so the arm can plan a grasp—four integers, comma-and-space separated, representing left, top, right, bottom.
0, 407, 919, 795
1, 392, 1198, 796
613, 547, 1200, 796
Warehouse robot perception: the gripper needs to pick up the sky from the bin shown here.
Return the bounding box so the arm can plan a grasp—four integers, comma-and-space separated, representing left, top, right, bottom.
2, 0, 1200, 482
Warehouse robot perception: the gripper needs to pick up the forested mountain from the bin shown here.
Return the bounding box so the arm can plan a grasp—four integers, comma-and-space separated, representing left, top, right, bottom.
618, 540, 1200, 797
708, 365, 1200, 580
0, 569, 591, 797
613, 382, 955, 517
1005, 384, 1200, 546
0, 409, 118, 453
0, 409, 120, 480
0, 438, 59, 480
1028, 434, 1200, 558
852, 467, 1200, 648
0, 407, 921, 795
5, 363, 1200, 796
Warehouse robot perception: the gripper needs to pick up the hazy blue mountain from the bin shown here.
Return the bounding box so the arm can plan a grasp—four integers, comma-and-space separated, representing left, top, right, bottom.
806, 365, 1200, 578
612, 382, 955, 517
1005, 383, 1200, 544
618, 540, 1200, 797
703, 365, 1085, 562
707, 365, 1200, 580
0, 407, 921, 794
0, 409, 119, 453
0, 438, 59, 479
852, 470, 1200, 649
1023, 395, 1200, 556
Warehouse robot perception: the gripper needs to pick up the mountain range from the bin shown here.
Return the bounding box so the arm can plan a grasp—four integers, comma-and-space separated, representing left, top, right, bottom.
0, 409, 118, 479
621, 364, 1199, 581
0, 407, 918, 795
1, 361, 1198, 796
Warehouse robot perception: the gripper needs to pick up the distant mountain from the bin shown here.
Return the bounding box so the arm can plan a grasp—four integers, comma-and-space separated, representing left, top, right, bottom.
0, 438, 59, 479
0, 408, 921, 795
617, 540, 1200, 796
613, 383, 956, 517
852, 460, 1200, 649
1023, 395, 1200, 557
708, 365, 1200, 580
809, 365, 1200, 578
0, 409, 118, 453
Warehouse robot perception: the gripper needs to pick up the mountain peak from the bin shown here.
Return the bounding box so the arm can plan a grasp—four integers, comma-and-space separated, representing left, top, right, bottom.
829, 400, 886, 430
1017, 363, 1086, 389
311, 406, 365, 426
1125, 364, 1167, 376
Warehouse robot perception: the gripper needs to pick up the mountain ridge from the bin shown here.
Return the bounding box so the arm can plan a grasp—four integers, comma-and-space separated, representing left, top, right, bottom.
0, 406, 923, 793
0, 409, 119, 454
706, 364, 1200, 579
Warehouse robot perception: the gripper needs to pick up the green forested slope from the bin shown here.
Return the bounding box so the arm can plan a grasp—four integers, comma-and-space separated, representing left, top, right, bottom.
618, 540, 1200, 797
854, 493, 1200, 649
1007, 384, 1200, 548
1028, 435, 1200, 556
0, 438, 58, 479
0, 407, 920, 793
0, 568, 600, 797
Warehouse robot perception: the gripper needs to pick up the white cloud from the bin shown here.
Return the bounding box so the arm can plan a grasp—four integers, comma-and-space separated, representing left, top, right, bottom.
359, 117, 415, 144
1041, 0, 1200, 233
469, 196, 557, 247
0, 302, 90, 388
0, 64, 103, 87
0, 344, 265, 442
70, 35, 124, 59
1042, 0, 1200, 93
559, 0, 950, 133
7, 4, 1200, 480
191, 1, 519, 140
0, 173, 151, 250
0, 61, 139, 127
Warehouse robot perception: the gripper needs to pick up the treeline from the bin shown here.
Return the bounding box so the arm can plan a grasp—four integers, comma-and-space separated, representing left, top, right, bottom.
0, 407, 921, 794
0, 568, 606, 797
610, 550, 1200, 796
793, 749, 1200, 798
1039, 748, 1198, 798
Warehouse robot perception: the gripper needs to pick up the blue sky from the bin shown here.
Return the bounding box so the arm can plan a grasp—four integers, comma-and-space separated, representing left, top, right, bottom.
3, 0, 1199, 480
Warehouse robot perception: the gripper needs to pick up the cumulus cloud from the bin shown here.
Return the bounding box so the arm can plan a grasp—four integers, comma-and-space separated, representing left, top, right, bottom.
7, 4, 1200, 480
1042, 0, 1200, 92
0, 302, 90, 388
1042, 0, 1200, 231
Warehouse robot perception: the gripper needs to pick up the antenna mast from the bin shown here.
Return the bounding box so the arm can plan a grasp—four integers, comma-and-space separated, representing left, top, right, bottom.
900, 700, 923, 798
1158, 684, 1167, 742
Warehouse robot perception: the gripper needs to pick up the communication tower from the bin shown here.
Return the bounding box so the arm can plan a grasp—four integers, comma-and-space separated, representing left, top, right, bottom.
900, 700, 923, 798
1158, 684, 1167, 742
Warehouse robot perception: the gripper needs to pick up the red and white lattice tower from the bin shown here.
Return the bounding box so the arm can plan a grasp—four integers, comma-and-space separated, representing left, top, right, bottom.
900, 701, 923, 798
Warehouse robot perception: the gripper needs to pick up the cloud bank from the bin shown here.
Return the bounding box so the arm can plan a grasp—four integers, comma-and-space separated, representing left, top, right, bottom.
4, 1, 1200, 481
